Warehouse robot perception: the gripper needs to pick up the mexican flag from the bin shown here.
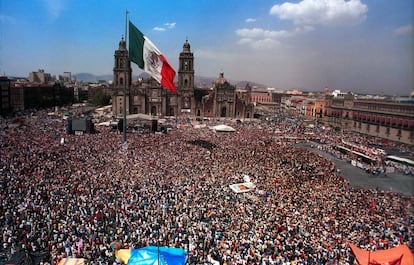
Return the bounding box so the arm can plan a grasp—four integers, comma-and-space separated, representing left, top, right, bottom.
129, 21, 177, 93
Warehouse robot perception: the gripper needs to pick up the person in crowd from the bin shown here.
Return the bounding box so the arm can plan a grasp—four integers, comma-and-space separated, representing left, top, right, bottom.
0, 109, 412, 264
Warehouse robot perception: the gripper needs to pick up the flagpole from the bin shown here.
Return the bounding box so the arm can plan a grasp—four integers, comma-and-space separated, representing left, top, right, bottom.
158, 203, 161, 265
123, 9, 129, 144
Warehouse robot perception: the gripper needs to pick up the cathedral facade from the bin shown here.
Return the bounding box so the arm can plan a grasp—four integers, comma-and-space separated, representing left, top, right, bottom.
112, 38, 254, 119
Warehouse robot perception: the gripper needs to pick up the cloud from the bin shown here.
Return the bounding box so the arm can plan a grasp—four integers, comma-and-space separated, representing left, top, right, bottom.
153, 22, 176, 31
394, 24, 412, 36
237, 38, 279, 50
42, 0, 66, 19
153, 27, 166, 31
270, 0, 368, 26
196, 48, 251, 61
236, 28, 292, 38
164, 22, 176, 29
235, 26, 313, 49
245, 18, 256, 23
236, 0, 366, 50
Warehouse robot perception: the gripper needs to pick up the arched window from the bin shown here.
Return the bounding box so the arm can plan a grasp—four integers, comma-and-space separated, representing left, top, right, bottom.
221, 107, 227, 117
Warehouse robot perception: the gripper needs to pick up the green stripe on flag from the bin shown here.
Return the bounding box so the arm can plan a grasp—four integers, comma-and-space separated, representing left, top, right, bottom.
129, 21, 145, 69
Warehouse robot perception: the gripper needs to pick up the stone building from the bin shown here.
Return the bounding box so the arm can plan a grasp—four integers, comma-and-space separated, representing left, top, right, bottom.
202, 72, 254, 118
111, 38, 253, 119
324, 93, 414, 144
9, 83, 73, 112
29, 69, 52, 84
0, 76, 11, 115
305, 97, 326, 118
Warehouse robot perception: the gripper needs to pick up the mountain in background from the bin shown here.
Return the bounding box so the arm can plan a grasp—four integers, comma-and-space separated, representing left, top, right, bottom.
74, 72, 268, 89
194, 76, 267, 89
235, 80, 267, 89
74, 73, 113, 82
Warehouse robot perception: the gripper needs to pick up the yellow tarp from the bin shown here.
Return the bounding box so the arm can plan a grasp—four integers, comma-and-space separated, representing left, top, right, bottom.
115, 249, 131, 264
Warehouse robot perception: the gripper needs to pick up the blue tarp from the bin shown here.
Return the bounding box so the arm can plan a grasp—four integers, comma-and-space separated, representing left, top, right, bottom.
128, 246, 187, 265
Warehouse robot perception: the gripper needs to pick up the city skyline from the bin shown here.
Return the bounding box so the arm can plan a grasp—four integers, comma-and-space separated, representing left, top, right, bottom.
0, 0, 412, 96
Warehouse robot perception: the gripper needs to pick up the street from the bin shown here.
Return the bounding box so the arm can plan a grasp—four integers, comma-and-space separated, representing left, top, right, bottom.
300, 141, 414, 196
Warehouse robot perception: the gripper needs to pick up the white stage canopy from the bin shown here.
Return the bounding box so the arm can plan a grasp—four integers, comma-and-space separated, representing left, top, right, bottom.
212, 124, 236, 132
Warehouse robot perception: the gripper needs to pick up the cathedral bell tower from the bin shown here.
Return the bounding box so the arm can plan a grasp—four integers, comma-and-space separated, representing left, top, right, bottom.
112, 36, 132, 117
113, 36, 132, 89
178, 39, 195, 115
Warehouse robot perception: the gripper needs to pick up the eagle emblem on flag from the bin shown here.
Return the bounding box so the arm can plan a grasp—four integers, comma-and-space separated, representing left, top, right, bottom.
146, 51, 161, 69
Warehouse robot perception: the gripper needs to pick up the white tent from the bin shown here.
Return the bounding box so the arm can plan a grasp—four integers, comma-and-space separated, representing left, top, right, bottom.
212, 124, 236, 132
126, 113, 154, 121
229, 182, 255, 193
229, 174, 255, 193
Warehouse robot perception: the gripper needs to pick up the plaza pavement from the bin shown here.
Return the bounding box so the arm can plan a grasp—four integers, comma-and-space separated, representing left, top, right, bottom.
300, 141, 414, 197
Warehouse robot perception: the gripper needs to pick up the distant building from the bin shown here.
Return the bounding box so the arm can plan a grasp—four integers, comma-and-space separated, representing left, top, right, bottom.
10, 83, 24, 112
305, 97, 326, 119
251, 91, 273, 104
324, 93, 414, 144
281, 95, 306, 116
111, 38, 254, 119
29, 69, 52, 84
9, 83, 74, 112
285, 90, 303, 95
202, 72, 254, 118
0, 76, 11, 115
270, 93, 286, 110
74, 86, 89, 103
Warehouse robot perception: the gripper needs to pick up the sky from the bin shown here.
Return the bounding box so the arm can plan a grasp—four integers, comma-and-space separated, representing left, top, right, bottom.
0, 0, 412, 96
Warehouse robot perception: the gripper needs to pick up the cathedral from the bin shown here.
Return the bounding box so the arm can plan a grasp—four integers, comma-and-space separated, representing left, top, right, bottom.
111, 37, 254, 119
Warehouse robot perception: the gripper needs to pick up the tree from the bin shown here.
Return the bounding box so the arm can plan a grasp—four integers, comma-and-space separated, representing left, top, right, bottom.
91, 88, 111, 107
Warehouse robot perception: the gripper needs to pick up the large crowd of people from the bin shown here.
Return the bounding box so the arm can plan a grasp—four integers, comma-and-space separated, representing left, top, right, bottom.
0, 109, 413, 264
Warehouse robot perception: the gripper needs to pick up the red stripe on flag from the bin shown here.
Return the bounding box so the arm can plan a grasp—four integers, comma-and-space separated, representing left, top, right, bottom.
159, 54, 177, 93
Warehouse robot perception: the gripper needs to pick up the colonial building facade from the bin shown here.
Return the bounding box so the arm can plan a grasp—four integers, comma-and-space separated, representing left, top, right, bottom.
202, 72, 254, 119
111, 38, 254, 119
324, 93, 414, 144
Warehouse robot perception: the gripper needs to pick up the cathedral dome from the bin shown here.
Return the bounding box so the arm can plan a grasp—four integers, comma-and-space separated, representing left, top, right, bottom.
214, 72, 227, 85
